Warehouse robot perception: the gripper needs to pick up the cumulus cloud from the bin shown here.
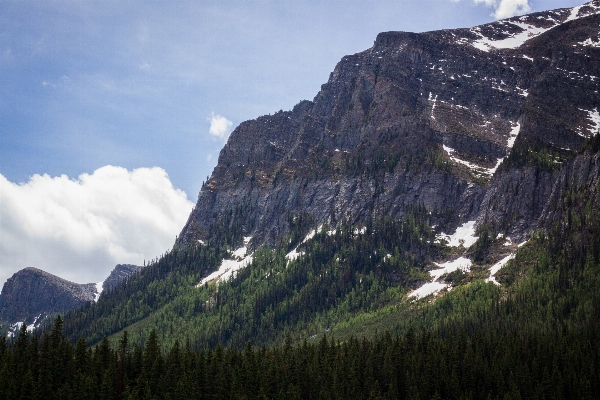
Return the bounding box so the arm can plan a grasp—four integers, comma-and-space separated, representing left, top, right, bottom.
208, 112, 233, 141
473, 0, 531, 19
0, 166, 194, 289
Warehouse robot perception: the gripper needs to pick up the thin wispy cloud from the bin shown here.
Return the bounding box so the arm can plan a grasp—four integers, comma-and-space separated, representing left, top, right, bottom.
0, 166, 194, 287
208, 112, 233, 141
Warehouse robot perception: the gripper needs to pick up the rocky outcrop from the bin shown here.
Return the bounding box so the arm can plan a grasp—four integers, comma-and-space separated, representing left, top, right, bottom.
178, 2, 600, 248
0, 267, 98, 326
102, 264, 144, 293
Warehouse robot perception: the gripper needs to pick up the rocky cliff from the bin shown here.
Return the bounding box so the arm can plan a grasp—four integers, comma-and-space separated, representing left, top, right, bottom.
102, 264, 144, 293
0, 263, 144, 335
0, 267, 98, 329
177, 1, 600, 248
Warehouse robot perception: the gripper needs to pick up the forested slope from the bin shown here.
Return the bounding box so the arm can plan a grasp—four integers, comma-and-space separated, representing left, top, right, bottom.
3, 169, 600, 398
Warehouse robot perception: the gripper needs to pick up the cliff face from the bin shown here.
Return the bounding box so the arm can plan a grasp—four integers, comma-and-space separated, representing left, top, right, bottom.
178, 2, 600, 247
0, 263, 144, 335
0, 267, 97, 327
102, 264, 144, 293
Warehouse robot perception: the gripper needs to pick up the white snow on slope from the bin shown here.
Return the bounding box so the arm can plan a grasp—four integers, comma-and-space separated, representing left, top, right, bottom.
409, 257, 472, 300
442, 121, 519, 177
579, 38, 600, 47
431, 257, 473, 281
6, 314, 45, 338
197, 237, 253, 286
286, 226, 338, 265
27, 314, 42, 333
94, 281, 103, 302
472, 22, 552, 52
565, 4, 584, 22
286, 248, 304, 262
232, 237, 252, 258
443, 145, 504, 177
6, 321, 24, 338
470, 2, 600, 52
409, 281, 449, 300
486, 253, 516, 285
301, 226, 321, 244
436, 221, 478, 248
578, 108, 600, 136
429, 93, 438, 120
354, 227, 367, 235
507, 122, 521, 148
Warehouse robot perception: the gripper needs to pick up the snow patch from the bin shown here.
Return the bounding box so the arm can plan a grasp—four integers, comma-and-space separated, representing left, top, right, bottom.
578, 38, 600, 47
409, 257, 472, 300
436, 221, 478, 248
466, 3, 600, 52
232, 236, 252, 258
7, 321, 24, 338
409, 281, 449, 300
443, 146, 501, 177
507, 122, 520, 148
26, 314, 43, 333
516, 87, 528, 97
199, 256, 254, 286
430, 257, 473, 281
285, 226, 337, 266
578, 108, 600, 136
197, 237, 253, 286
354, 227, 366, 235
94, 281, 103, 302
429, 93, 438, 120
472, 23, 551, 52
565, 5, 584, 22
286, 248, 304, 262
486, 253, 515, 285
302, 226, 321, 244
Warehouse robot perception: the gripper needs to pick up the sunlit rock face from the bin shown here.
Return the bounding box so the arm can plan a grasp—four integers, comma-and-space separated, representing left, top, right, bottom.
178, 1, 600, 247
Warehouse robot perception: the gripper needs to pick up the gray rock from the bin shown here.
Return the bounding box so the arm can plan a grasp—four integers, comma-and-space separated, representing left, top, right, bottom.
102, 264, 144, 293
177, 2, 600, 248
0, 267, 97, 326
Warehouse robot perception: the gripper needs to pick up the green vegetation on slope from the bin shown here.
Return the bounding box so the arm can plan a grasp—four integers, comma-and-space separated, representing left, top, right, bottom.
65, 205, 445, 349
4, 190, 600, 398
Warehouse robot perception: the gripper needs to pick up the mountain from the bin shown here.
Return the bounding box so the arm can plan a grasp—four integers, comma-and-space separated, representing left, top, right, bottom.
177, 1, 600, 248
4, 3, 600, 398
50, 1, 600, 351
0, 267, 98, 337
101, 264, 144, 293
0, 263, 143, 338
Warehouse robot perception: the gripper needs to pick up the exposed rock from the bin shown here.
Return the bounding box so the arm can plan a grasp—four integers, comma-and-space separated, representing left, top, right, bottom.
178, 1, 600, 249
0, 267, 97, 328
102, 264, 144, 293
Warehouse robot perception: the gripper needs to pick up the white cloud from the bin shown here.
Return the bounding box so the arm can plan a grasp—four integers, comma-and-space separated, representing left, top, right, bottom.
473, 0, 531, 19
0, 166, 194, 289
208, 112, 233, 141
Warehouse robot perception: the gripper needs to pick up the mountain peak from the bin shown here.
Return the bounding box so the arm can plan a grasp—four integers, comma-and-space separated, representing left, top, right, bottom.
176, 0, 600, 249
0, 267, 98, 332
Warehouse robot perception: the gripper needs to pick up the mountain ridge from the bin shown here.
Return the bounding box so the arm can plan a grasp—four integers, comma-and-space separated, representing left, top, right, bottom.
12, 0, 600, 350
177, 0, 600, 250
0, 263, 143, 337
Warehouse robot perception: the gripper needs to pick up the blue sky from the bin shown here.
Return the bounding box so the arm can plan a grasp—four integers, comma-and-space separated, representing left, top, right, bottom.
0, 0, 585, 287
